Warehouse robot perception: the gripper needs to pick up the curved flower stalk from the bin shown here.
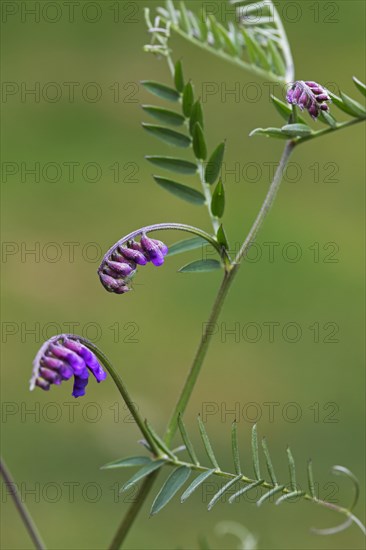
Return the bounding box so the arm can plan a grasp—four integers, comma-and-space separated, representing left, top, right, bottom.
98, 223, 228, 294
30, 334, 107, 397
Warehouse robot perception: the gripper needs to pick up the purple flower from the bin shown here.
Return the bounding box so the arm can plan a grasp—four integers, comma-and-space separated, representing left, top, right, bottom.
30, 335, 107, 398
286, 80, 331, 119
98, 234, 168, 294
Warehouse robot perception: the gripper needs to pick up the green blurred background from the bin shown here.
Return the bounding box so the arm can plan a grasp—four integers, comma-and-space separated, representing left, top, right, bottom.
1, 1, 365, 548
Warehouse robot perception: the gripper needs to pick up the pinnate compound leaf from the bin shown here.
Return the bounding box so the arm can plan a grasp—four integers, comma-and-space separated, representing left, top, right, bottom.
153, 175, 205, 204
150, 466, 191, 515
101, 456, 152, 470
142, 123, 191, 147
145, 156, 197, 175
141, 80, 180, 102
179, 259, 222, 273
205, 141, 226, 185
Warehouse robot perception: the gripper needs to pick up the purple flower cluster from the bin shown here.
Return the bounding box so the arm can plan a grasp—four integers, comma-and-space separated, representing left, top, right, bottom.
99, 234, 168, 294
30, 335, 107, 398
286, 81, 331, 119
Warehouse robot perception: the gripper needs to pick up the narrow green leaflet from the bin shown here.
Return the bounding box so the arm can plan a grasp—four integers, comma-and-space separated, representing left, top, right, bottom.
168, 236, 207, 256
179, 259, 222, 273
179, 1, 193, 36
174, 59, 185, 92
181, 469, 216, 503
211, 179, 225, 218
189, 100, 204, 135
120, 460, 165, 493
340, 92, 366, 117
198, 416, 220, 469
177, 414, 200, 465
153, 175, 205, 204
141, 80, 180, 102
249, 127, 289, 139
101, 456, 152, 470
261, 438, 277, 486
281, 123, 312, 137
192, 123, 207, 160
205, 141, 226, 185
251, 424, 261, 480
150, 466, 191, 515
182, 81, 195, 117
207, 474, 243, 511
228, 479, 263, 504
307, 459, 316, 498
216, 224, 229, 250
145, 156, 197, 175
328, 91, 365, 117
353, 76, 366, 98
231, 422, 241, 475
287, 447, 297, 491
257, 485, 285, 507
318, 110, 337, 128
142, 124, 191, 147
142, 105, 185, 126
268, 40, 286, 76
276, 491, 305, 505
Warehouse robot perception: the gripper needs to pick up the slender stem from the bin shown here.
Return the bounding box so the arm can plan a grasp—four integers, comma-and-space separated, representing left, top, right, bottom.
164, 270, 234, 444
0, 458, 46, 550
234, 140, 295, 265
88, 343, 160, 456
109, 140, 295, 548
108, 470, 160, 550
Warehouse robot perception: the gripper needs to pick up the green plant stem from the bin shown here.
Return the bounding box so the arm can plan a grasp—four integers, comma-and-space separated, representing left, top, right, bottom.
296, 116, 366, 144
0, 458, 46, 550
108, 140, 295, 548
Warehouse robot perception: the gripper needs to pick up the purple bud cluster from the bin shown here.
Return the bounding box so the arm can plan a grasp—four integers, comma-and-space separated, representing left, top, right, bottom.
30, 335, 107, 398
99, 234, 168, 294
286, 80, 331, 119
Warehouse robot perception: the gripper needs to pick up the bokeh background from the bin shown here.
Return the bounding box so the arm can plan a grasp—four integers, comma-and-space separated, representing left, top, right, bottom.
1, 1, 365, 548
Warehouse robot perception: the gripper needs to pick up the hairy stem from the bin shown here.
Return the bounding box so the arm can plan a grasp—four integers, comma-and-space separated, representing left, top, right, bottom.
109, 140, 295, 548
198, 160, 220, 234
0, 458, 46, 550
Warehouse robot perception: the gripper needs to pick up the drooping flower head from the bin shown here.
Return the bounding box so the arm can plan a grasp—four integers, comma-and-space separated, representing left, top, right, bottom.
286, 81, 331, 119
30, 335, 107, 398
98, 233, 168, 294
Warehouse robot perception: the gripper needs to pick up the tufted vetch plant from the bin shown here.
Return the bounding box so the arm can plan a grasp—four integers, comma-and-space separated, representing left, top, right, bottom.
2, 1, 365, 549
